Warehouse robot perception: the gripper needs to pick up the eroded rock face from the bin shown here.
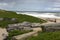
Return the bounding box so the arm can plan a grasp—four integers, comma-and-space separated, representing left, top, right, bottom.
0, 28, 8, 40
41, 23, 60, 32
7, 21, 41, 31
21, 21, 31, 27
31, 23, 41, 28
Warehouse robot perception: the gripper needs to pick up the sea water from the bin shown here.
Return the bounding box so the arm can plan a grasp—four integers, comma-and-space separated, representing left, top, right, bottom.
16, 12, 60, 18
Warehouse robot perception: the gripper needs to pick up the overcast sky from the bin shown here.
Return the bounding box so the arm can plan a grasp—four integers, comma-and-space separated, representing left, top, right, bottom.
0, 0, 60, 11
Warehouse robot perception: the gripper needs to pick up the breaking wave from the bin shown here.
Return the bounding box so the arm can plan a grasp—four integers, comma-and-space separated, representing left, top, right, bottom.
16, 12, 60, 18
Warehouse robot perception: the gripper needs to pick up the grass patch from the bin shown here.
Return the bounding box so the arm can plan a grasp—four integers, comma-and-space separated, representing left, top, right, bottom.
7, 30, 32, 40
27, 31, 60, 40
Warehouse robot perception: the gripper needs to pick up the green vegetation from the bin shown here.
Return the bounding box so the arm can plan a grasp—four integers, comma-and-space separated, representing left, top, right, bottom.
0, 10, 47, 40
0, 10, 46, 28
7, 30, 32, 40
27, 31, 60, 40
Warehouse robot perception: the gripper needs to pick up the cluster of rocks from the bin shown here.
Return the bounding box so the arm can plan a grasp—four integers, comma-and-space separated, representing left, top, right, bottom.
7, 21, 41, 31
0, 18, 17, 21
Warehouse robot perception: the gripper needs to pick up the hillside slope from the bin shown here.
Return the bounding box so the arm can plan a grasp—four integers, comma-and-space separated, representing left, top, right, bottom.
0, 10, 46, 28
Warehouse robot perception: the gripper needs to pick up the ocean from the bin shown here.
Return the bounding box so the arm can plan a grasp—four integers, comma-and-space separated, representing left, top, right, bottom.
16, 12, 60, 18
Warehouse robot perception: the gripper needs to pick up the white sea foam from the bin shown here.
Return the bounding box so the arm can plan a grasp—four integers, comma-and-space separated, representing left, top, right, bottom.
16, 12, 60, 18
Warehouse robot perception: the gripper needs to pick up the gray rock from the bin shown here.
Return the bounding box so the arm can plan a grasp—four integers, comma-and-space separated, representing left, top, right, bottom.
0, 18, 4, 21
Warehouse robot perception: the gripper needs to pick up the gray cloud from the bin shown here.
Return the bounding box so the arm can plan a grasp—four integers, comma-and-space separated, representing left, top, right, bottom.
0, 0, 17, 2
0, 0, 60, 11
